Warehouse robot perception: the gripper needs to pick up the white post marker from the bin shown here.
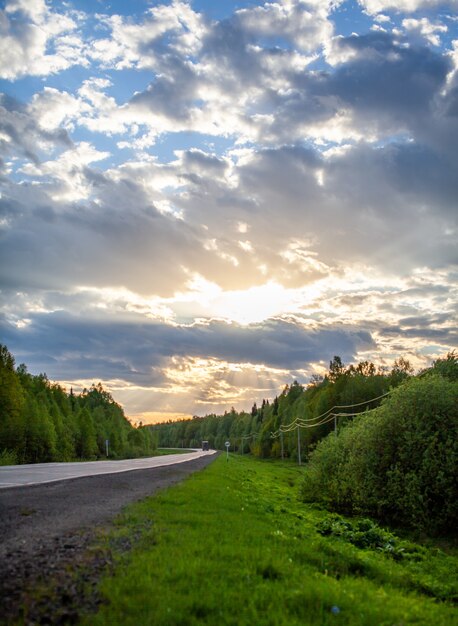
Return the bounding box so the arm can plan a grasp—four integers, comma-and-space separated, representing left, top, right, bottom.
225, 440, 230, 461
105, 439, 109, 457
297, 425, 301, 466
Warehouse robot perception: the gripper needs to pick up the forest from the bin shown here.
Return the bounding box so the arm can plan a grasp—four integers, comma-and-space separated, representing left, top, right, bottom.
0, 344, 157, 465
152, 352, 457, 534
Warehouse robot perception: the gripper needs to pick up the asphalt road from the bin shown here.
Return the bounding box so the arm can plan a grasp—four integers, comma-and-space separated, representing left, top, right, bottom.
0, 449, 215, 488
0, 452, 219, 624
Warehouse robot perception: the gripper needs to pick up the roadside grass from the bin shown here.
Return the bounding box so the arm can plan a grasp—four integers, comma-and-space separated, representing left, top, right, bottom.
155, 448, 194, 455
81, 454, 458, 626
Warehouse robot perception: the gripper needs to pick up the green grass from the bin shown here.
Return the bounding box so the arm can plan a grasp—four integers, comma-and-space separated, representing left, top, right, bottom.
155, 448, 194, 455
81, 455, 458, 626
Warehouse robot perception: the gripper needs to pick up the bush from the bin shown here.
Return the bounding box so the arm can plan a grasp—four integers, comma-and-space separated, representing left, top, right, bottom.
302, 375, 458, 535
316, 514, 425, 561
0, 449, 18, 466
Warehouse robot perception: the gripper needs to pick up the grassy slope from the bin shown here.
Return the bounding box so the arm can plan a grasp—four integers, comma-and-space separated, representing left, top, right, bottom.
82, 455, 458, 626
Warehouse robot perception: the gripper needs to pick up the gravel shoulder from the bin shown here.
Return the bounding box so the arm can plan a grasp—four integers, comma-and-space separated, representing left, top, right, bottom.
0, 453, 218, 625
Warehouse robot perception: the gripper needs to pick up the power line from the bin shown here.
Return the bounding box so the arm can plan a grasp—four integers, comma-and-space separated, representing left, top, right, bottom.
270, 390, 390, 439
294, 391, 391, 425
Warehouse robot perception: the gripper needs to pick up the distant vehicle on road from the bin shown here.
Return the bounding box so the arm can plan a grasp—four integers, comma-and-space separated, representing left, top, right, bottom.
202, 440, 209, 451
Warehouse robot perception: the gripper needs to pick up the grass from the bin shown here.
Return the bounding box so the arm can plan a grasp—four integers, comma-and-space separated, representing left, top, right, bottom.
155, 448, 194, 455
80, 454, 458, 626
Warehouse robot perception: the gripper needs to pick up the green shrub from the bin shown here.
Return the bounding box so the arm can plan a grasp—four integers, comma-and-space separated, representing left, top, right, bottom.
302, 375, 458, 535
317, 514, 425, 561
0, 449, 18, 466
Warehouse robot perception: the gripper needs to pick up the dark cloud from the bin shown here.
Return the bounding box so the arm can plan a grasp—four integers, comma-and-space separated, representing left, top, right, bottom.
0, 165, 234, 296
323, 33, 449, 125
399, 313, 452, 327
380, 324, 457, 341
0, 311, 375, 381
200, 17, 261, 86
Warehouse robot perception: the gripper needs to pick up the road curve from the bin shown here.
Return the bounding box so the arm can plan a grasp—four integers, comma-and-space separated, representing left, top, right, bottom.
0, 449, 216, 488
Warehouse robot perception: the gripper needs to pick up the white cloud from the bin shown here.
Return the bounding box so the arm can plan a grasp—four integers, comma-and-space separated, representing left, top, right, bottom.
402, 17, 447, 46
20, 142, 110, 201
5, 0, 47, 21
28, 88, 90, 131
359, 0, 458, 13
89, 1, 206, 70
0, 0, 87, 79
25, 80, 143, 139
374, 13, 392, 23
236, 0, 337, 53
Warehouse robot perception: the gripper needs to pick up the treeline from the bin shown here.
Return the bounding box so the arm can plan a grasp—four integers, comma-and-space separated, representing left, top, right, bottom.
0, 345, 157, 465
151, 355, 415, 456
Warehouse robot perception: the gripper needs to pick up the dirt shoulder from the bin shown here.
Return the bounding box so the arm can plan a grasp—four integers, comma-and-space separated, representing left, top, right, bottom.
0, 453, 218, 625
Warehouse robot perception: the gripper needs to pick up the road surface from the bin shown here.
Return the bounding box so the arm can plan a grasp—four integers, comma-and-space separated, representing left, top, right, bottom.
0, 449, 215, 488
0, 451, 219, 624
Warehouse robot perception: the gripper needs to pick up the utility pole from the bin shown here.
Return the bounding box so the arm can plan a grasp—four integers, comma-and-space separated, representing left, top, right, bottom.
280, 431, 284, 460
334, 414, 337, 436
297, 424, 301, 466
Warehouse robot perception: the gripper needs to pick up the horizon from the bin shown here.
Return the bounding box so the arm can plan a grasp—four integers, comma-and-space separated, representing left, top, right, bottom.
1, 0, 457, 425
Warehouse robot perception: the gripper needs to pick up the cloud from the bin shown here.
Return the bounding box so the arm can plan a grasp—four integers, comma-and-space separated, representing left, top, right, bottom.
0, 94, 72, 169
401, 17, 448, 46
0, 309, 375, 379
0, 173, 199, 296
89, 3, 329, 145
322, 32, 449, 127
1, 131, 456, 305
236, 0, 336, 53
358, 0, 458, 14
0, 0, 87, 79
28, 87, 90, 132
19, 141, 111, 201
89, 1, 206, 70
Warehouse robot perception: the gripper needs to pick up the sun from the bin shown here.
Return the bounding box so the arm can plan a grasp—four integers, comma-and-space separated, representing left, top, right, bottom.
210, 281, 299, 324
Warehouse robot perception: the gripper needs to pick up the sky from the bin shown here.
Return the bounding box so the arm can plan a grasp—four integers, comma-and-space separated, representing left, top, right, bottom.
0, 0, 457, 425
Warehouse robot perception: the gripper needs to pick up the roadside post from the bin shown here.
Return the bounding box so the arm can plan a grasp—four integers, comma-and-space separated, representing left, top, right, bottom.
105, 439, 109, 457
225, 440, 230, 461
297, 425, 301, 466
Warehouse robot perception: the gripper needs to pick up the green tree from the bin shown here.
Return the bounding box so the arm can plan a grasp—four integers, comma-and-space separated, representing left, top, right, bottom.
77, 408, 98, 458
328, 356, 345, 383
0, 345, 25, 453
429, 351, 458, 381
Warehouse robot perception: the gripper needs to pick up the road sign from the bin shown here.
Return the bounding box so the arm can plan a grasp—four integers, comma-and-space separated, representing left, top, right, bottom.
225, 440, 230, 461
